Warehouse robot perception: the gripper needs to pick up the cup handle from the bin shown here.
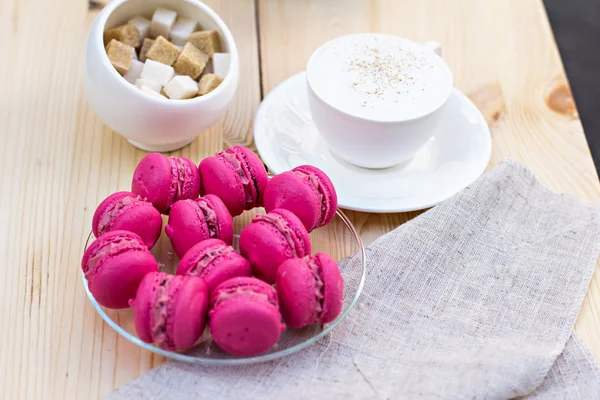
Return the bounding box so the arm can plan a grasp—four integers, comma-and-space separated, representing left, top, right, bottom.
423, 41, 442, 57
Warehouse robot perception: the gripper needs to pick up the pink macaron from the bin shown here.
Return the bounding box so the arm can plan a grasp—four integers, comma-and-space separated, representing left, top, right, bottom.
131, 271, 208, 352
81, 230, 159, 309
132, 153, 201, 214
263, 165, 338, 231
92, 191, 163, 248
198, 146, 268, 216
165, 195, 233, 259
239, 208, 312, 284
276, 253, 344, 329
176, 239, 252, 293
209, 277, 284, 357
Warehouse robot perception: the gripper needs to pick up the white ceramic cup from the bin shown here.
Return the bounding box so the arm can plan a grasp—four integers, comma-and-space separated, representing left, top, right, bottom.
306, 34, 453, 169
84, 0, 239, 152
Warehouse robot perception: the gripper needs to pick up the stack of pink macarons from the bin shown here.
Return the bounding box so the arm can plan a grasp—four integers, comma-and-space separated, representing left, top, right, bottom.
81, 146, 344, 357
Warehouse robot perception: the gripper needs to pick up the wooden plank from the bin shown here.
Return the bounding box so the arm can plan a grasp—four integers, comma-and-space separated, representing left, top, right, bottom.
258, 0, 600, 360
0, 0, 261, 398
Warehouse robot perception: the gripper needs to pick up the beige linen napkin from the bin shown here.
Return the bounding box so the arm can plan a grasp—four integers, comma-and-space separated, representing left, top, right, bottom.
107, 160, 600, 399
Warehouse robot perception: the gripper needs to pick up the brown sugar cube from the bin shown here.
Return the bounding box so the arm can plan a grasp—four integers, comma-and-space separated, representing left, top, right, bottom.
173, 43, 209, 80
198, 73, 223, 96
105, 39, 134, 76
104, 23, 140, 47
146, 36, 181, 66
188, 30, 221, 57
139, 38, 154, 62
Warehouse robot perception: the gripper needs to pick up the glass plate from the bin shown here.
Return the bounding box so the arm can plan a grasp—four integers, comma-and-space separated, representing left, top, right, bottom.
82, 207, 366, 365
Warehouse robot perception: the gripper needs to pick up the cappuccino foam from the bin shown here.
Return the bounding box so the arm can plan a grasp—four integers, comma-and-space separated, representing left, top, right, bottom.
307, 34, 453, 121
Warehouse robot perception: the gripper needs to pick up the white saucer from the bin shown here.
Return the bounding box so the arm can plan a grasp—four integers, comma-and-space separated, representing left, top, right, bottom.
254, 72, 492, 213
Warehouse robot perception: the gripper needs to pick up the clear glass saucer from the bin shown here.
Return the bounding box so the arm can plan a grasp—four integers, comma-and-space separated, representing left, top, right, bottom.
82, 207, 366, 365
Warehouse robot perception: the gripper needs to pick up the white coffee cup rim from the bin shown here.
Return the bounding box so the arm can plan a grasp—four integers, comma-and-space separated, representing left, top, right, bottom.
306, 33, 454, 124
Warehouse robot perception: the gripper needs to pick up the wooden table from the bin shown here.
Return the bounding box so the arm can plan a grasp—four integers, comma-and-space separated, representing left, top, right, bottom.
1, 0, 599, 398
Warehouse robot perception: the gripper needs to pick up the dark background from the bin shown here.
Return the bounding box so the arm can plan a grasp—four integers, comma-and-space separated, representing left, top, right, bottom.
544, 0, 600, 173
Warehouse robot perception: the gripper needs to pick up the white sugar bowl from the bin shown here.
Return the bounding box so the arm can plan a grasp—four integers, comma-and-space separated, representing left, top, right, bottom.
83, 0, 239, 152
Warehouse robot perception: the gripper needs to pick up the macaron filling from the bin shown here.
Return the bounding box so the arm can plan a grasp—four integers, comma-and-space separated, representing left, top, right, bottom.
169, 157, 189, 203
151, 274, 172, 349
188, 243, 234, 276
305, 256, 325, 318
194, 198, 219, 238
96, 195, 141, 235
254, 213, 305, 257
219, 150, 255, 207
234, 148, 263, 206
84, 235, 142, 280
213, 285, 278, 309
293, 169, 327, 227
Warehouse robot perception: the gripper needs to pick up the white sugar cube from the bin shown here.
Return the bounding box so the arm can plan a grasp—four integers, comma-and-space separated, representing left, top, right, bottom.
131, 47, 138, 60
141, 59, 174, 86
212, 53, 230, 78
124, 59, 144, 84
170, 17, 197, 46
140, 85, 165, 98
164, 75, 199, 99
135, 78, 161, 93
128, 16, 151, 40
150, 8, 177, 39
